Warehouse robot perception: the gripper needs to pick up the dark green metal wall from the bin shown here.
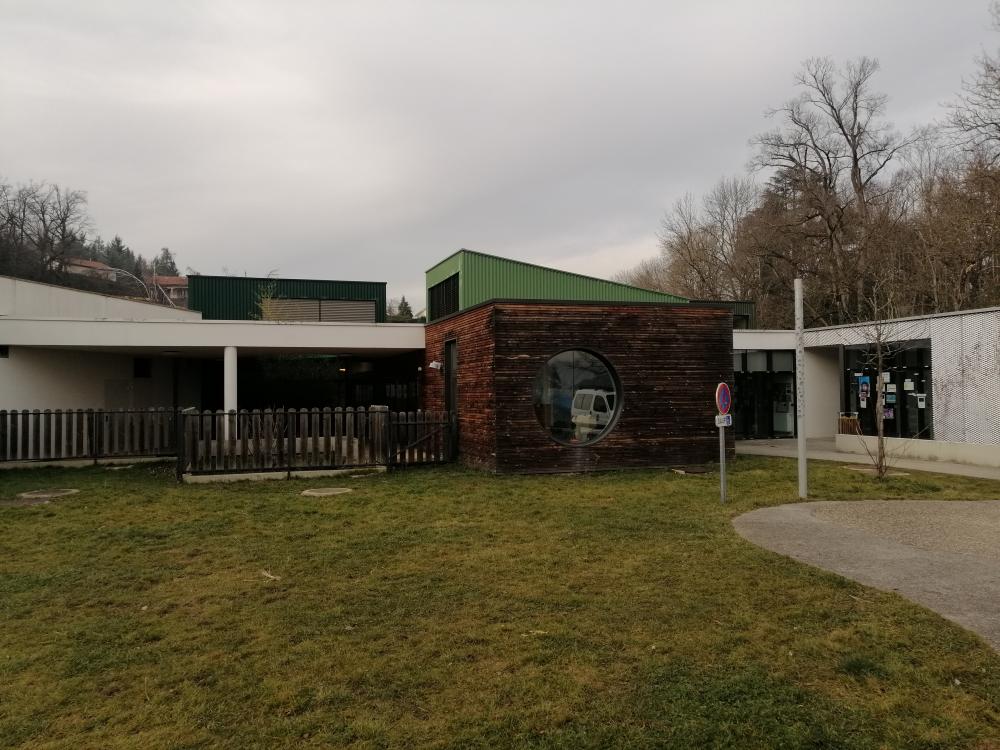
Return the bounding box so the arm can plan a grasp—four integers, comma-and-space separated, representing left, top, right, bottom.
188, 275, 387, 321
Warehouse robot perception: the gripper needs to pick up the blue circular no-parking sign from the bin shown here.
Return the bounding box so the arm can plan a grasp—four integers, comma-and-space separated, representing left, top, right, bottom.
715, 382, 732, 415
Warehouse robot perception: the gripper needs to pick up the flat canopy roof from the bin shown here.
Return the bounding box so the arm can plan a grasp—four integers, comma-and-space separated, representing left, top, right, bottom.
0, 317, 425, 357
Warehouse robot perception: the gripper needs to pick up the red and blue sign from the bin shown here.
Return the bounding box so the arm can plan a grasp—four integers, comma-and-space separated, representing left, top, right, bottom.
715, 382, 732, 415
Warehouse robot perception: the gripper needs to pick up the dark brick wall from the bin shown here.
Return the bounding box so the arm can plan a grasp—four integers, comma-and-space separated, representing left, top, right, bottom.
424, 304, 497, 469
425, 301, 734, 473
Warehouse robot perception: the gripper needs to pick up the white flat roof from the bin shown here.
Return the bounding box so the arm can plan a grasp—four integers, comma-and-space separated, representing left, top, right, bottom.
0, 317, 425, 356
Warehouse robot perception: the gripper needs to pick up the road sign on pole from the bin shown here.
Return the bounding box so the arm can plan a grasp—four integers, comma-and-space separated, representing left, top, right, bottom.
715, 382, 731, 504
715, 382, 732, 415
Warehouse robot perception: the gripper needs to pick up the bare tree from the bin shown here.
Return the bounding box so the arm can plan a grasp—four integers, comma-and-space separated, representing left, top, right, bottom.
617, 176, 759, 301
0, 180, 89, 279
751, 57, 913, 323
612, 255, 673, 291
949, 1, 1000, 163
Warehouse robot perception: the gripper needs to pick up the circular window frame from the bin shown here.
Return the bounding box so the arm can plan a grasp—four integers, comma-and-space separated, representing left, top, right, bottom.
532, 347, 624, 447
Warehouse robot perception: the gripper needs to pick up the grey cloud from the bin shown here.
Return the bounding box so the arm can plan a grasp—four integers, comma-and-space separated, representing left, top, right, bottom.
0, 0, 991, 306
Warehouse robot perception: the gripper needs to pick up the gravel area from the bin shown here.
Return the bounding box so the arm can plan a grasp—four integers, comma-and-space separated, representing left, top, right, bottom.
733, 500, 1000, 650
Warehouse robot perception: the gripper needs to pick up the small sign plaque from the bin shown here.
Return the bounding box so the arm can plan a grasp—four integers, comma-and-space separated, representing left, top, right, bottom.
715, 414, 733, 428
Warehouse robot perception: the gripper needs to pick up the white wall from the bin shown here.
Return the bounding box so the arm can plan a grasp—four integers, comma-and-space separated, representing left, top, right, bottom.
0, 348, 200, 410
835, 433, 1000, 469
802, 347, 842, 438
0, 317, 426, 353
734, 329, 795, 351
0, 276, 200, 321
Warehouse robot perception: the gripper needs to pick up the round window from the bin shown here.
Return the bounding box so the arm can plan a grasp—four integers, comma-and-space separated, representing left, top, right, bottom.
532, 349, 621, 445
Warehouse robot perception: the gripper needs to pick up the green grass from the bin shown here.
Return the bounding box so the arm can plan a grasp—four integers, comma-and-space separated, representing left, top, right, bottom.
0, 457, 998, 749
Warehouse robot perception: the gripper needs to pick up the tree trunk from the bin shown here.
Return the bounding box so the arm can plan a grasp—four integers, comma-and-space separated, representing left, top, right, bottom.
874, 341, 887, 479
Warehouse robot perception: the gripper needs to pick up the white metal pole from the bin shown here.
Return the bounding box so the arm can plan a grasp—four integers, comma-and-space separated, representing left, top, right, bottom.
794, 279, 807, 498
223, 346, 238, 439
719, 425, 727, 504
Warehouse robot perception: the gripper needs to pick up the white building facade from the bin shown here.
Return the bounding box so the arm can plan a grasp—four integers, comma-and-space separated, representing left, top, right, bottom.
734, 306, 1000, 467
2, 275, 997, 468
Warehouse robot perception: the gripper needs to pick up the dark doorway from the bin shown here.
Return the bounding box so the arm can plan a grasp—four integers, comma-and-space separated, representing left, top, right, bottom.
444, 340, 457, 415
732, 350, 796, 439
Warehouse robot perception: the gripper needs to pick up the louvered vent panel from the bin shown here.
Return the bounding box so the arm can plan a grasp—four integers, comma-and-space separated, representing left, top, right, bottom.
319, 300, 377, 322
261, 299, 321, 321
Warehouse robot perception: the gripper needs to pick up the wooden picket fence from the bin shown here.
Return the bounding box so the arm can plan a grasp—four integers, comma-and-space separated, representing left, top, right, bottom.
179, 406, 454, 477
0, 408, 178, 462
838, 413, 861, 435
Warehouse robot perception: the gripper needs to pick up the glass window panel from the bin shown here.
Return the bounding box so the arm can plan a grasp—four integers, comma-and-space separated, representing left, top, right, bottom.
771, 351, 794, 372
747, 351, 768, 372
533, 349, 620, 445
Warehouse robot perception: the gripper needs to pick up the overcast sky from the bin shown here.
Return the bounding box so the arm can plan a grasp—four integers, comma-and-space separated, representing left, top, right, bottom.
1, 1, 995, 308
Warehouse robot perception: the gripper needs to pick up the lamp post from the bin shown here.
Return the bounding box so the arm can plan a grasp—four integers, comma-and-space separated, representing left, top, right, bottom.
795, 278, 807, 499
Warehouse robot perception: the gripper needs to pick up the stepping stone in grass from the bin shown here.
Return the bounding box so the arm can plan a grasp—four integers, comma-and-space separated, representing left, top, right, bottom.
300, 487, 353, 497
3, 488, 80, 507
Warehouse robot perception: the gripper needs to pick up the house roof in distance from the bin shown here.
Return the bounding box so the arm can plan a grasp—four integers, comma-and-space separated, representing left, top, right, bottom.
148, 275, 187, 287
64, 257, 114, 271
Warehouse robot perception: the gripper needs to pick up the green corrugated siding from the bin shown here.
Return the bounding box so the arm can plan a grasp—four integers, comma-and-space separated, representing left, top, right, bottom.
425, 249, 686, 318
188, 276, 387, 321
729, 300, 756, 327
425, 252, 464, 290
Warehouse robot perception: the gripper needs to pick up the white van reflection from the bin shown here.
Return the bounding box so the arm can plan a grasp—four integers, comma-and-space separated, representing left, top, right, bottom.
570, 388, 616, 442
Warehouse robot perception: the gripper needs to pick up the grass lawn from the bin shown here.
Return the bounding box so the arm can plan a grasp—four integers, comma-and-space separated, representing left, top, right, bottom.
1, 457, 999, 749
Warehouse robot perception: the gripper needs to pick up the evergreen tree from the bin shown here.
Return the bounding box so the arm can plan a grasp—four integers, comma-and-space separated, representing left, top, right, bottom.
153, 247, 179, 275
395, 296, 414, 322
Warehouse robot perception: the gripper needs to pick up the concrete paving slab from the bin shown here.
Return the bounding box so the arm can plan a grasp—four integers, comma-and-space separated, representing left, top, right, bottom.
733, 500, 1000, 651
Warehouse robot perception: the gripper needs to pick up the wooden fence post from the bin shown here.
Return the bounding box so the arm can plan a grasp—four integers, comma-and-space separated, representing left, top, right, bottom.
345, 407, 355, 466
175, 409, 186, 481
287, 408, 296, 475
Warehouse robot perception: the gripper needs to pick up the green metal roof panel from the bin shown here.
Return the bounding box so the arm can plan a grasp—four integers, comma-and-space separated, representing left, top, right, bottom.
188, 275, 387, 321
425, 249, 686, 316
425, 251, 464, 288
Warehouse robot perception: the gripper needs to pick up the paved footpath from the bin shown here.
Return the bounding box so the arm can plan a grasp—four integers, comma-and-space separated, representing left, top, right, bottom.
733, 500, 1000, 650
737, 438, 1000, 481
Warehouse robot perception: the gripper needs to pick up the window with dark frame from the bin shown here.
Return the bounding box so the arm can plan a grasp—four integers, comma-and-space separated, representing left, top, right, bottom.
428, 274, 459, 321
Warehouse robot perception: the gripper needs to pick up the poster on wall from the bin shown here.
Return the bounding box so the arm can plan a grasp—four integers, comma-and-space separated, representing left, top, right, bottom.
886, 393, 897, 404
884, 407, 895, 419
859, 375, 871, 400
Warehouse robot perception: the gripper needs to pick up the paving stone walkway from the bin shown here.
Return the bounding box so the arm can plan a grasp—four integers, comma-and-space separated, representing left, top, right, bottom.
733, 500, 1000, 650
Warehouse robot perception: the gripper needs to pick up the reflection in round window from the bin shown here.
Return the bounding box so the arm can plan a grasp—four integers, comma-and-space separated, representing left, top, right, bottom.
532, 350, 620, 445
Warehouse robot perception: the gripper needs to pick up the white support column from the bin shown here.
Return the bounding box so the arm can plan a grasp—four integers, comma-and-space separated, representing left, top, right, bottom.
223, 346, 238, 414
794, 279, 807, 499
